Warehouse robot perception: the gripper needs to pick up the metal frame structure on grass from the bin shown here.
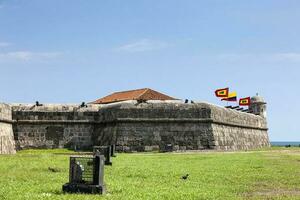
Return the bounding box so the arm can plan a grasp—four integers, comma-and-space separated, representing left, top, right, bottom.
62, 153, 105, 194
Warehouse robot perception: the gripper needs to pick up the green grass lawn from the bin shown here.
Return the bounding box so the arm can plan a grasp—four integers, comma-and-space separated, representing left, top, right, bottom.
0, 148, 300, 200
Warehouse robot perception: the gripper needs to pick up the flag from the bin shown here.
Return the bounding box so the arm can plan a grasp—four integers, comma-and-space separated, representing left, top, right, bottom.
221, 92, 237, 101
215, 87, 229, 98
239, 97, 251, 106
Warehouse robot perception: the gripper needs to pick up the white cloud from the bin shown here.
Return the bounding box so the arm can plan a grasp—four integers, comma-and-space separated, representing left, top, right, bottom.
115, 39, 168, 52
0, 51, 62, 61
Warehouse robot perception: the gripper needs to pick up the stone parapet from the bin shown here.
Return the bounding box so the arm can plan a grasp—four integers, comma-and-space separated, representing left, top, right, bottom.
208, 103, 267, 129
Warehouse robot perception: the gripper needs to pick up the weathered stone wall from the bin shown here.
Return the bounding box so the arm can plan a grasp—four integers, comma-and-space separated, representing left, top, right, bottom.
111, 122, 213, 152
0, 103, 16, 154
93, 101, 213, 152
209, 104, 269, 150
12, 104, 101, 150
13, 123, 94, 149
212, 124, 269, 150
97, 101, 211, 120
93, 101, 269, 152
10, 100, 270, 152
209, 104, 267, 129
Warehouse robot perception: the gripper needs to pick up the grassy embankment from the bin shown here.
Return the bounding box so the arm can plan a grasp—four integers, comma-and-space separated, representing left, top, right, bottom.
0, 148, 299, 200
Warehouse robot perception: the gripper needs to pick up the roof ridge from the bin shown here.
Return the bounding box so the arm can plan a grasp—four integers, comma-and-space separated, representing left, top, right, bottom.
136, 88, 150, 99
91, 88, 176, 104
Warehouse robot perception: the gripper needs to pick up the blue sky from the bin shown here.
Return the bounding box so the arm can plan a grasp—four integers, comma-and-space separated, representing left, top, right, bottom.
0, 0, 299, 141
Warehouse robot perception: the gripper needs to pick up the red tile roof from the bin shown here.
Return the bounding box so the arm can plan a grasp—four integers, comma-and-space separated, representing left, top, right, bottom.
92, 88, 177, 104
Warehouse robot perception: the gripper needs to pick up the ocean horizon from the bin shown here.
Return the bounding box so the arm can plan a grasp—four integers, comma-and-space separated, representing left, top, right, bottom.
271, 141, 300, 146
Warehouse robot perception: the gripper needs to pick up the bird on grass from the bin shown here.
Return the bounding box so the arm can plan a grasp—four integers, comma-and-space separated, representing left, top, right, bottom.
181, 174, 189, 180
48, 167, 61, 173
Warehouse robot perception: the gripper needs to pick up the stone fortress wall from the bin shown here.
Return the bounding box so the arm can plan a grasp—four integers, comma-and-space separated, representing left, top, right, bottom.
1, 97, 270, 153
0, 103, 16, 154
11, 104, 102, 150
209, 104, 269, 150
94, 100, 269, 152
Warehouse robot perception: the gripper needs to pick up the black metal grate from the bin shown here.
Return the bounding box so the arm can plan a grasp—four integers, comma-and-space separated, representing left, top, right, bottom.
70, 156, 95, 185
63, 153, 105, 194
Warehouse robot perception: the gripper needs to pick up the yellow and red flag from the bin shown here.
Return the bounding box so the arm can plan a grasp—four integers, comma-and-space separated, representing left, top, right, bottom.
221, 92, 237, 102
215, 87, 229, 98
239, 97, 251, 106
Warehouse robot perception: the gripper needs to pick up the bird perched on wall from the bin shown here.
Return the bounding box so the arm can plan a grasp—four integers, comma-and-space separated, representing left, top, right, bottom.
80, 102, 87, 108
35, 101, 43, 107
181, 174, 189, 180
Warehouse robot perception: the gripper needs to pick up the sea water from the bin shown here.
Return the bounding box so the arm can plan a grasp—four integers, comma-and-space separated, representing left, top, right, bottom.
271, 142, 300, 147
